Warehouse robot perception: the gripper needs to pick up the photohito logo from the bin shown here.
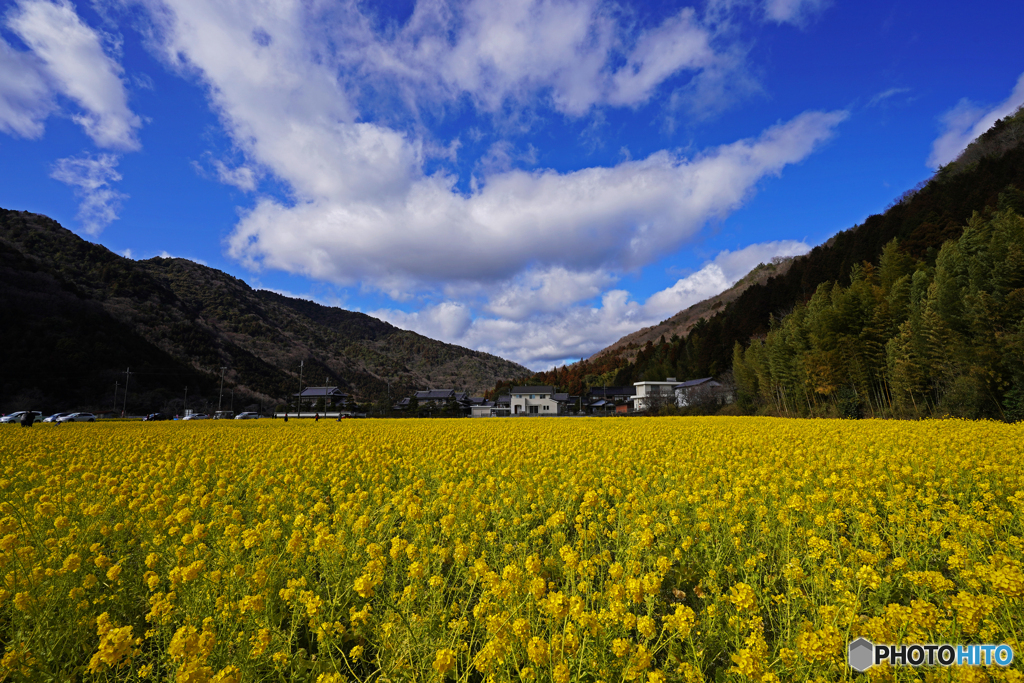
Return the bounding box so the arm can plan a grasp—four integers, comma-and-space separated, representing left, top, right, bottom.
848, 638, 1015, 672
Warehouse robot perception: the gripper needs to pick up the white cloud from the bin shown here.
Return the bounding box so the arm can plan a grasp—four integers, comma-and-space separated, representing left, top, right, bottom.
212, 159, 258, 192
374, 239, 810, 368
50, 153, 127, 234
928, 72, 1024, 169
386, 0, 725, 115
0, 37, 53, 137
129, 0, 844, 294
763, 0, 829, 26
5, 0, 141, 149
225, 109, 845, 289
130, 0, 842, 367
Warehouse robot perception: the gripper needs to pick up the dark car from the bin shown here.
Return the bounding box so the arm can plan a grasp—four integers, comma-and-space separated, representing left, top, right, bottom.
144, 413, 169, 421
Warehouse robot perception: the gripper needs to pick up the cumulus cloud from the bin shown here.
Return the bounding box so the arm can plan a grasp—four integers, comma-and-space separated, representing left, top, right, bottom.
0, 37, 53, 137
5, 0, 141, 150
375, 239, 810, 368
130, 0, 844, 294
226, 109, 844, 288
928, 72, 1024, 169
50, 153, 127, 234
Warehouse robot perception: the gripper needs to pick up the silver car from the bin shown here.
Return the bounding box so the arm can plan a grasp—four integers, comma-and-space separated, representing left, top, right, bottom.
0, 411, 43, 423
234, 412, 260, 419
57, 412, 96, 423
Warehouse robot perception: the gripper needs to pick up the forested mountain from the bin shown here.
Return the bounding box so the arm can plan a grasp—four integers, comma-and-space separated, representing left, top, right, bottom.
0, 210, 527, 414
496, 107, 1024, 420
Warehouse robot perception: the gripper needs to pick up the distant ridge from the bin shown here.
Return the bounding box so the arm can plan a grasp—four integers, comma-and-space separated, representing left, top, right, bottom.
591, 257, 796, 363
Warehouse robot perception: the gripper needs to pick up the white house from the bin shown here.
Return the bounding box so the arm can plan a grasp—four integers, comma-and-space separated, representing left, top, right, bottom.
510, 386, 565, 416
633, 378, 681, 411
675, 377, 734, 407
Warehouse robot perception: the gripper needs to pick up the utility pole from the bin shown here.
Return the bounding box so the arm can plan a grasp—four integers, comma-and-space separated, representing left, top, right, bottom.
230, 388, 234, 413
122, 368, 131, 418
219, 366, 226, 413
184, 386, 188, 417
297, 360, 304, 415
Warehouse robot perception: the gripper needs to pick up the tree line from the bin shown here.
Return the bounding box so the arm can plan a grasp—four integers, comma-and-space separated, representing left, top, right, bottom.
733, 197, 1024, 421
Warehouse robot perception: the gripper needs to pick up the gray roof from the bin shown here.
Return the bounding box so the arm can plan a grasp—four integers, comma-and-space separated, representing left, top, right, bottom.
495, 395, 511, 405
552, 393, 570, 402
674, 377, 717, 388
415, 389, 456, 400
512, 386, 554, 394
294, 386, 349, 398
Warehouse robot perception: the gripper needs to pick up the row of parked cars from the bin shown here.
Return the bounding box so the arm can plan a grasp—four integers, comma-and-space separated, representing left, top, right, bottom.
0, 411, 96, 423
143, 412, 263, 421
2, 411, 263, 423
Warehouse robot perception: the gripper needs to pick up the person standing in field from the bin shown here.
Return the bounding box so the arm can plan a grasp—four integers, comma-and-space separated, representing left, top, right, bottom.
21, 411, 34, 427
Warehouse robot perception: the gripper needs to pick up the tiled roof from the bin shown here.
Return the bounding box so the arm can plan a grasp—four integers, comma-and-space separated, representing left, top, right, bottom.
512, 386, 554, 394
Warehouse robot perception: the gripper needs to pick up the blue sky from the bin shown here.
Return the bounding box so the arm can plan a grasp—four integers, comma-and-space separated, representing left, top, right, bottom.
1, 0, 1022, 370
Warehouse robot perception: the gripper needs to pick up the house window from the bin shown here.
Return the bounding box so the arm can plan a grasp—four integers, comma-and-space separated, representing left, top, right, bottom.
529, 406, 539, 414
543, 405, 549, 411
530, 394, 535, 399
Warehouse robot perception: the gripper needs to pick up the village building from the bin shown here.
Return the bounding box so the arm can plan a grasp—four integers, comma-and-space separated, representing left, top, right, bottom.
293, 386, 349, 411
510, 386, 569, 416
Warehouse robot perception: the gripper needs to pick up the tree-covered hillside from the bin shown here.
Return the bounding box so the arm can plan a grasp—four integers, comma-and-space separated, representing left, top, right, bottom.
0, 210, 528, 414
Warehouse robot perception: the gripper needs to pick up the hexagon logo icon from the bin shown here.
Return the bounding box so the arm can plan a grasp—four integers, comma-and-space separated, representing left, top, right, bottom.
848, 638, 874, 672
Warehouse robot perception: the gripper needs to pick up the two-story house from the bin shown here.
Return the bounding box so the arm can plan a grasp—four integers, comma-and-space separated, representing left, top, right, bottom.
510, 386, 566, 416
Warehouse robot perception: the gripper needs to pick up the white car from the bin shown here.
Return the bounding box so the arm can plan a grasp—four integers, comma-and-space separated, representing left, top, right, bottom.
183, 413, 209, 420
234, 412, 260, 419
43, 412, 74, 423
57, 412, 96, 423
1, 411, 42, 423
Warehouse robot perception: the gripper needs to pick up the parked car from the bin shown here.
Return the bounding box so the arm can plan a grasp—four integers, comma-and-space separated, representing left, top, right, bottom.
57, 412, 96, 423
1, 411, 43, 424
182, 413, 208, 420
234, 412, 260, 419
213, 411, 234, 419
43, 412, 74, 423
143, 413, 169, 421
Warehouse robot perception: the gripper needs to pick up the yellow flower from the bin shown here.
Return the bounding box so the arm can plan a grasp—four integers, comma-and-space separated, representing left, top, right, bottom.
433, 648, 457, 675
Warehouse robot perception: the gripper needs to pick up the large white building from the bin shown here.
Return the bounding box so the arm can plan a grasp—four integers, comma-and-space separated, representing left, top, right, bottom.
510, 386, 567, 416
632, 378, 681, 411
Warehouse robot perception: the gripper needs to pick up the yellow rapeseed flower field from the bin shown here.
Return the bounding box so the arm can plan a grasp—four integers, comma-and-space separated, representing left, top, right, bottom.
0, 417, 1022, 682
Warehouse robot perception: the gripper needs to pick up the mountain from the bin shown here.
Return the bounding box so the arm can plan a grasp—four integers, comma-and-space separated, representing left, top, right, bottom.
0, 209, 528, 414
497, 106, 1024, 416
592, 256, 796, 363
